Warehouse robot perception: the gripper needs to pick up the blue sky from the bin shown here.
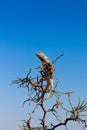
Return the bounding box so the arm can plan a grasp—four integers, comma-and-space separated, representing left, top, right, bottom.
0, 0, 87, 130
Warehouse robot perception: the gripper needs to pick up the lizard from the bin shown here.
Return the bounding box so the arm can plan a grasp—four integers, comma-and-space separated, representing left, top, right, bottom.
36, 51, 54, 92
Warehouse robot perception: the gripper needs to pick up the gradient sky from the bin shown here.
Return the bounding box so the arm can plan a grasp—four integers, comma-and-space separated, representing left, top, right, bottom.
0, 0, 87, 130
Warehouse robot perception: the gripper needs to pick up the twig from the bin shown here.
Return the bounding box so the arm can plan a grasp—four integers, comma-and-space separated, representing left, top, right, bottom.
52, 53, 64, 64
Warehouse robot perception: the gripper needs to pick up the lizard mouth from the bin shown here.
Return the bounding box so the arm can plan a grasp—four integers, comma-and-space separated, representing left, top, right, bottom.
36, 52, 45, 62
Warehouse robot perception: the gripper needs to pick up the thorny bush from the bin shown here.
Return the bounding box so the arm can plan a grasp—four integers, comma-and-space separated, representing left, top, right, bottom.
12, 52, 87, 130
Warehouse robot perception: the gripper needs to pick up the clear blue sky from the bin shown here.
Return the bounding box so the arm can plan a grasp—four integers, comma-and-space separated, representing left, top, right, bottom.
0, 0, 87, 130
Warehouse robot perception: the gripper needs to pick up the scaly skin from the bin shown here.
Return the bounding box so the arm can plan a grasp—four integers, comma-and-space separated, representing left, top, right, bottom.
36, 51, 54, 92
